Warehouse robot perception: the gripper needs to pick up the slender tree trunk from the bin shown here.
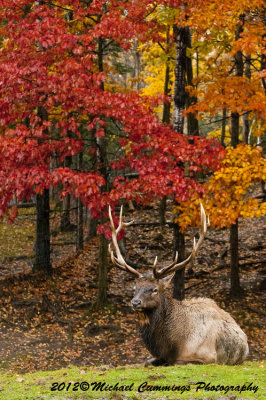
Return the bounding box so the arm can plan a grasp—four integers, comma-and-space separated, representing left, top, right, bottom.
186, 29, 199, 136
60, 156, 73, 232
230, 221, 243, 298
96, 34, 109, 308
221, 108, 227, 147
88, 214, 98, 238
96, 134, 109, 307
259, 44, 266, 197
173, 222, 185, 300
88, 128, 98, 238
159, 27, 171, 225
162, 26, 171, 124
231, 111, 240, 147
34, 189, 51, 273
33, 106, 51, 273
230, 16, 244, 298
97, 228, 108, 307
159, 197, 167, 225
77, 152, 84, 250
242, 55, 251, 144
173, 25, 188, 133
172, 25, 189, 300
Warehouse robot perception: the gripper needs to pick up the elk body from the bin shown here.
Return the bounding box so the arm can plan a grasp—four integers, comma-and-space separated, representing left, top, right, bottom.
108, 205, 249, 366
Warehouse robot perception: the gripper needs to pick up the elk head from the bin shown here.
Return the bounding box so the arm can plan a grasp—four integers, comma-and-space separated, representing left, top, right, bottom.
108, 204, 209, 311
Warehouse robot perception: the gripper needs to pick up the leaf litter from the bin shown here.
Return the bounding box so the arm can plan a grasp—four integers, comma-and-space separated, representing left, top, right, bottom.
0, 203, 265, 373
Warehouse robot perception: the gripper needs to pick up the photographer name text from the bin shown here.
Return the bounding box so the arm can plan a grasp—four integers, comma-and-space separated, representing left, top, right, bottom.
51, 380, 258, 395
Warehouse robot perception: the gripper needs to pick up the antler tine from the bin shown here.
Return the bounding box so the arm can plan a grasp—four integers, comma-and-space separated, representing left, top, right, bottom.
152, 256, 158, 278
193, 203, 209, 254
153, 203, 209, 279
154, 251, 193, 279
108, 205, 142, 278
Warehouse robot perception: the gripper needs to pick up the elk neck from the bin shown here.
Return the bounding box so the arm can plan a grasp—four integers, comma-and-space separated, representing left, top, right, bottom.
137, 292, 175, 328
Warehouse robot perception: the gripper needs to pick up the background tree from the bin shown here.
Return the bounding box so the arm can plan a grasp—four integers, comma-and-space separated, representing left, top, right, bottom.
0, 0, 264, 306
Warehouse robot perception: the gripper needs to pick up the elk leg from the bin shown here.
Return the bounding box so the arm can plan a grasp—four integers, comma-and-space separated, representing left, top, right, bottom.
145, 357, 168, 366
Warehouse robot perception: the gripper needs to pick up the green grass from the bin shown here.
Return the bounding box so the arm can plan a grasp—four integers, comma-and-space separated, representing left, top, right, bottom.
0, 362, 264, 400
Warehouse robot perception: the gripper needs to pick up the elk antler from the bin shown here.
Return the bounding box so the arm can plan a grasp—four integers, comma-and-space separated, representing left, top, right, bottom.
108, 206, 142, 278
153, 203, 210, 279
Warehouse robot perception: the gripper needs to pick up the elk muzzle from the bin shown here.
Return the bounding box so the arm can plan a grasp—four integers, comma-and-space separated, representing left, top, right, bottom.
131, 297, 142, 309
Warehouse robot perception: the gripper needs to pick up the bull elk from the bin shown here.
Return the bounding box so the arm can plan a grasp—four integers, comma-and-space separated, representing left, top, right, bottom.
108, 204, 249, 365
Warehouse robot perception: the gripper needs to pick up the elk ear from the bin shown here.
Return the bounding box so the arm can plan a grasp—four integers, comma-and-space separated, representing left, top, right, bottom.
160, 273, 175, 288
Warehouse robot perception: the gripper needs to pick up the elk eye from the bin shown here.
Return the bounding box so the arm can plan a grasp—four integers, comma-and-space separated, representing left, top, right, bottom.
144, 288, 153, 294
152, 288, 158, 294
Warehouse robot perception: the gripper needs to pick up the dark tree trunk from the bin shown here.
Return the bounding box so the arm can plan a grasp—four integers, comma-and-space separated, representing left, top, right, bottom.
34, 189, 51, 273
231, 111, 240, 147
61, 194, 72, 231
162, 26, 171, 124
259, 44, 266, 200
159, 29, 171, 226
229, 16, 244, 298
173, 25, 189, 133
77, 201, 84, 251
221, 107, 227, 147
186, 29, 199, 136
33, 106, 51, 273
173, 222, 185, 300
60, 156, 73, 232
88, 215, 98, 238
96, 33, 109, 308
242, 56, 251, 144
97, 230, 108, 307
172, 25, 189, 300
230, 221, 243, 297
77, 152, 84, 250
159, 197, 167, 225
87, 128, 98, 238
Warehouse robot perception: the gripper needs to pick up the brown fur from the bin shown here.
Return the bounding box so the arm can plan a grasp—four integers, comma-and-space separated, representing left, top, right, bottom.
132, 274, 249, 366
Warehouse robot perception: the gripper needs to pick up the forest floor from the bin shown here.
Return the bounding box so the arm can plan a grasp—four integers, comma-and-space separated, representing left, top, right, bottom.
0, 202, 265, 373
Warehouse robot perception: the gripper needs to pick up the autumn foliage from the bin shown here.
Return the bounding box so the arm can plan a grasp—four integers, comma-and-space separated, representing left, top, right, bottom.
0, 0, 225, 229
175, 144, 266, 231
0, 0, 264, 241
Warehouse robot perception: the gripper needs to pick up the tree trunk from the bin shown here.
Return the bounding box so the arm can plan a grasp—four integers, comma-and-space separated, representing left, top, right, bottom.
60, 156, 73, 232
33, 106, 51, 273
159, 197, 167, 225
87, 127, 98, 238
231, 111, 240, 147
242, 56, 251, 144
221, 108, 227, 147
230, 221, 243, 297
173, 222, 185, 300
88, 215, 98, 238
172, 24, 189, 300
186, 29, 199, 136
34, 189, 51, 273
96, 33, 109, 307
159, 29, 171, 226
77, 152, 84, 250
229, 16, 244, 298
96, 230, 108, 307
173, 25, 188, 133
162, 26, 171, 124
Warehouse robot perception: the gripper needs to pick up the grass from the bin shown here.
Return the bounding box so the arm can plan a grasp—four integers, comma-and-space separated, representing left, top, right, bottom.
0, 362, 264, 400
0, 204, 75, 260
0, 208, 35, 259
